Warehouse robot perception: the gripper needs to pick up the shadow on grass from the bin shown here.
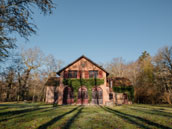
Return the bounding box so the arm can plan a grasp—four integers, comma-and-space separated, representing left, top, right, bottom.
0, 102, 63, 117
128, 107, 172, 118
0, 107, 9, 110
40, 108, 55, 113
100, 106, 172, 129
99, 106, 149, 129
62, 106, 84, 129
0, 114, 26, 122
0, 107, 55, 123
131, 105, 172, 110
0, 107, 47, 117
37, 106, 81, 129
151, 105, 172, 108
0, 103, 39, 109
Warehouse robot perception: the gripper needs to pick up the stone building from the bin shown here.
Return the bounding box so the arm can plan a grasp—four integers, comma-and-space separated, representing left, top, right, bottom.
45, 55, 133, 105
108, 77, 133, 105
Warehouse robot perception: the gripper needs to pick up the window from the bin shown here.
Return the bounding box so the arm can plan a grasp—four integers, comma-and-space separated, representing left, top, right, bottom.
68, 70, 77, 78
89, 70, 98, 78
109, 93, 113, 100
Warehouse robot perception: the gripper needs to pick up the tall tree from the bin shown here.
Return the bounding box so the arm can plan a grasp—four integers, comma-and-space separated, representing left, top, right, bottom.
154, 46, 172, 104
135, 51, 157, 104
20, 47, 44, 100
0, 0, 55, 61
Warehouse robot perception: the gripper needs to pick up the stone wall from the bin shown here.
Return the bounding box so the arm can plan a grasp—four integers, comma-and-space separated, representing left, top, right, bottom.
45, 86, 55, 103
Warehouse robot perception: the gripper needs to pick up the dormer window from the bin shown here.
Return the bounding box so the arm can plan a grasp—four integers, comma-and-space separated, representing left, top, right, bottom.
68, 70, 77, 78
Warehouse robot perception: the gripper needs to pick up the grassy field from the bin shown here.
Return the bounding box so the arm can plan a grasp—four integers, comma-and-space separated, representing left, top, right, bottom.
0, 102, 172, 129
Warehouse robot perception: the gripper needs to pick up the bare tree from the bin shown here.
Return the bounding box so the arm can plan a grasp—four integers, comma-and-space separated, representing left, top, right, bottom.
0, 46, 65, 102
154, 46, 172, 104
125, 61, 139, 86
44, 54, 64, 77
106, 57, 126, 77
20, 47, 44, 100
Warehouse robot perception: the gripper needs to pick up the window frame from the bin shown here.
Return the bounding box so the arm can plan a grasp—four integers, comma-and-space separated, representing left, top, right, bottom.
68, 70, 78, 78
89, 70, 98, 78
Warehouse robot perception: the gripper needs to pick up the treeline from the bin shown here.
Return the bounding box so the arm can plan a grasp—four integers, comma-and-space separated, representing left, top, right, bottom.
105, 46, 172, 104
0, 46, 172, 104
0, 47, 64, 102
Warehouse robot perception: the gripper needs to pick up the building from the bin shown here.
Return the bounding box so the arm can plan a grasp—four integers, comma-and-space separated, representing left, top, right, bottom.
45, 55, 133, 105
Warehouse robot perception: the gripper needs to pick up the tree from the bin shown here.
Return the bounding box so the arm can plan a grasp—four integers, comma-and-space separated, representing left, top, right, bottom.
0, 46, 64, 102
44, 54, 64, 77
20, 47, 44, 100
122, 61, 139, 88
135, 51, 158, 104
0, 53, 24, 102
105, 57, 126, 77
2, 66, 15, 101
154, 46, 172, 104
138, 51, 150, 62
0, 0, 55, 61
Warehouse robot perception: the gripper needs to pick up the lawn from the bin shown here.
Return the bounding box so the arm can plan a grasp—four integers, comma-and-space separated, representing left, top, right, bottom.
0, 102, 172, 129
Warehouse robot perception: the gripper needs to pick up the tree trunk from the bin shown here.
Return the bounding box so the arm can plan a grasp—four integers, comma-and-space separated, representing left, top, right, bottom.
22, 68, 31, 100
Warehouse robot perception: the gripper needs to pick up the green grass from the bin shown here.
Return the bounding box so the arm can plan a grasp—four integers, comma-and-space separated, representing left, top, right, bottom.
0, 102, 172, 129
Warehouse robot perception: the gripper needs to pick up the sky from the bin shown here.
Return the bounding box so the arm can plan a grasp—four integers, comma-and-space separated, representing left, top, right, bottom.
16, 0, 172, 65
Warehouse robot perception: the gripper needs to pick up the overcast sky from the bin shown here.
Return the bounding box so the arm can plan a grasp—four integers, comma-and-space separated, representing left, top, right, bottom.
16, 0, 172, 65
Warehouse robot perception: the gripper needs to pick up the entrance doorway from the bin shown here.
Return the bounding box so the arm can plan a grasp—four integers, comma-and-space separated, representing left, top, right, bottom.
77, 86, 88, 104
63, 86, 74, 104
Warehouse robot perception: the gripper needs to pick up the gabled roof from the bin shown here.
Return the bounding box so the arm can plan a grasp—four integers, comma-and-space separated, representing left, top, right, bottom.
57, 55, 109, 76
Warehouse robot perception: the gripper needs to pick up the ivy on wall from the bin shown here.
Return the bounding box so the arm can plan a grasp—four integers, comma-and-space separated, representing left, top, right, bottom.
63, 78, 104, 102
113, 86, 134, 101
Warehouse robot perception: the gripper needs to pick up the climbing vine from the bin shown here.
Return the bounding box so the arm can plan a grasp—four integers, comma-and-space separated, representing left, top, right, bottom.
113, 86, 134, 101
63, 78, 104, 102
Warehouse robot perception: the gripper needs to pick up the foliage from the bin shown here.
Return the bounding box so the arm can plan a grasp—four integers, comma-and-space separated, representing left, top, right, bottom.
1, 45, 172, 104
154, 46, 172, 104
63, 78, 104, 89
63, 78, 104, 102
135, 51, 156, 103
113, 86, 134, 101
0, 0, 55, 61
138, 51, 150, 62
